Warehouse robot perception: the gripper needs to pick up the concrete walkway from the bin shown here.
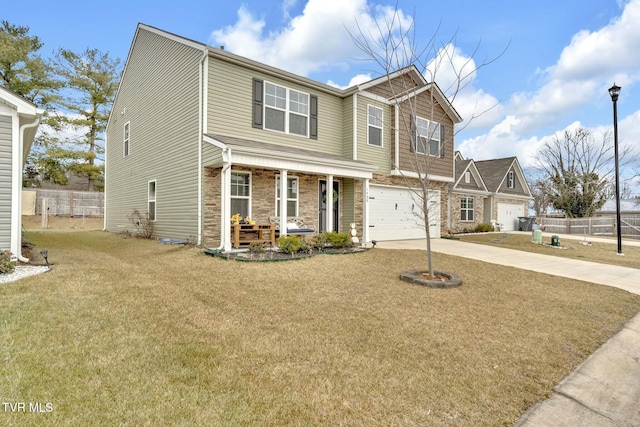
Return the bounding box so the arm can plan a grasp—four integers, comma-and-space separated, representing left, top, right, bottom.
376, 234, 640, 426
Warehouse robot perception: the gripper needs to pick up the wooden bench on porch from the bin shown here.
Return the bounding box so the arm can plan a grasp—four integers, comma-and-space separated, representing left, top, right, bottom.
269, 217, 316, 238
231, 223, 276, 248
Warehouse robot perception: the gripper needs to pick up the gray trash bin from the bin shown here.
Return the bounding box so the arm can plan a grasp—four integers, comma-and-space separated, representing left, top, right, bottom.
518, 217, 536, 231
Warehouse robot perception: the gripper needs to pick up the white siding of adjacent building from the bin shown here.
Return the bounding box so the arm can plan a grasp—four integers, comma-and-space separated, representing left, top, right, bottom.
0, 115, 12, 251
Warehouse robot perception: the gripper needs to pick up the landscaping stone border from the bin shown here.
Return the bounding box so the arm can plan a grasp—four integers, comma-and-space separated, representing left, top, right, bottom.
400, 270, 462, 288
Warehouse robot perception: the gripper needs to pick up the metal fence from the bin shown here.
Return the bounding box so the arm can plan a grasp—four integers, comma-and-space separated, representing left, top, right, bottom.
538, 215, 640, 240
33, 189, 104, 217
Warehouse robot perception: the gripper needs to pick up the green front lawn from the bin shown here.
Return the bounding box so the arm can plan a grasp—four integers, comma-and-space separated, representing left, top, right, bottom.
2, 230, 639, 426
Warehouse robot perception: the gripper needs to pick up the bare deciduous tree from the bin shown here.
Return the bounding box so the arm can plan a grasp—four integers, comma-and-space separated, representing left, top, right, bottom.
533, 127, 636, 218
350, 7, 503, 277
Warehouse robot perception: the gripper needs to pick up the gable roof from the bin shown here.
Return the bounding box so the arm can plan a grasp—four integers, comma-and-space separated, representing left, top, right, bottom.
453, 157, 488, 192
127, 24, 462, 123
474, 157, 532, 197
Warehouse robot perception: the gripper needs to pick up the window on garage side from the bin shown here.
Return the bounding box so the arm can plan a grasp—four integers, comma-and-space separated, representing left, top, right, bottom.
148, 180, 156, 221
230, 172, 251, 218
367, 105, 383, 147
507, 171, 515, 188
124, 121, 130, 157
276, 176, 298, 216
460, 196, 474, 221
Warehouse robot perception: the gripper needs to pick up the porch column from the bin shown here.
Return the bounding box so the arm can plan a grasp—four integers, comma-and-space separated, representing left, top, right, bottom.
222, 165, 232, 252
363, 178, 370, 243
279, 169, 288, 236
326, 174, 334, 233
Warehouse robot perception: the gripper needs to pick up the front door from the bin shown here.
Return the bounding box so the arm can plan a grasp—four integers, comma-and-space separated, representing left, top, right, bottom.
319, 180, 339, 233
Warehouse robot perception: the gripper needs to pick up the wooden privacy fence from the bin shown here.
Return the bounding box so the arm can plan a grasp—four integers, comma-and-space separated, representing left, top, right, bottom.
538, 215, 640, 240
32, 189, 104, 217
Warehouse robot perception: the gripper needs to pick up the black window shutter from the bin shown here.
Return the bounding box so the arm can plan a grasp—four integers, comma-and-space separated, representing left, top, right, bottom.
252, 78, 263, 129
409, 114, 415, 152
310, 95, 318, 139
440, 123, 445, 158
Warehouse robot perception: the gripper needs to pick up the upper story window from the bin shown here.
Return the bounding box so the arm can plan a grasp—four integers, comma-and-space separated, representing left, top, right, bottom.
367, 105, 383, 147
507, 171, 515, 188
415, 116, 441, 156
253, 78, 318, 139
464, 171, 470, 184
264, 82, 309, 137
124, 121, 130, 157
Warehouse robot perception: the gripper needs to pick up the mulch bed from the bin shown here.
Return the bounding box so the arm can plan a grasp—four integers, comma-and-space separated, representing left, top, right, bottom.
207, 247, 369, 262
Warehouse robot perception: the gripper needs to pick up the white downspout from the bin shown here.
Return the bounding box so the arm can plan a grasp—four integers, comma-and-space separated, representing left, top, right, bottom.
212, 148, 231, 252
17, 116, 41, 262
197, 48, 209, 246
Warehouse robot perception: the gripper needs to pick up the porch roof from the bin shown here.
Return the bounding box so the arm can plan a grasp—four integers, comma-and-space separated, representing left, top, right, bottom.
204, 134, 377, 179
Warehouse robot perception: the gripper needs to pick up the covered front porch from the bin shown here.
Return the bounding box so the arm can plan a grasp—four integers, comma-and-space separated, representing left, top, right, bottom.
202, 135, 376, 252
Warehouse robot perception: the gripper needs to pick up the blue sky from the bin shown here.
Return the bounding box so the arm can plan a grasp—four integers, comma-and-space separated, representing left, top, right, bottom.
4, 0, 639, 191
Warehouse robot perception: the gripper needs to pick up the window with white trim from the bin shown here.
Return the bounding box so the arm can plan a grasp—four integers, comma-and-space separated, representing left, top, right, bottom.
367, 105, 383, 147
464, 171, 470, 184
415, 116, 441, 156
148, 180, 156, 221
264, 82, 309, 136
276, 176, 298, 216
507, 171, 515, 188
124, 121, 130, 157
230, 172, 251, 218
460, 196, 474, 221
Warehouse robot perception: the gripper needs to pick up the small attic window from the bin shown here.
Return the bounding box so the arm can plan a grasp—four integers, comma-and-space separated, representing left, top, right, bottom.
507, 171, 515, 188
464, 171, 470, 184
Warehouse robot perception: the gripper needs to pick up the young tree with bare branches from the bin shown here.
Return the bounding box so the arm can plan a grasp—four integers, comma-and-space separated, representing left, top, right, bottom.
350, 8, 503, 277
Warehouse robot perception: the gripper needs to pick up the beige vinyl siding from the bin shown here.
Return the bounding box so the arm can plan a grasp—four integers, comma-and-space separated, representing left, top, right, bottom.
207, 59, 345, 156
355, 95, 390, 172
0, 115, 12, 250
341, 178, 355, 232
342, 96, 354, 159
202, 142, 223, 167
105, 28, 203, 240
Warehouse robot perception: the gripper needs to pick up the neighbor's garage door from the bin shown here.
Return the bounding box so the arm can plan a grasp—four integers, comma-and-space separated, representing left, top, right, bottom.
369, 185, 440, 241
497, 202, 524, 231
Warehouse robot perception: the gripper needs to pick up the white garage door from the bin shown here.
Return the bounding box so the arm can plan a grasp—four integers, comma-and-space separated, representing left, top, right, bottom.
497, 203, 524, 231
369, 185, 440, 241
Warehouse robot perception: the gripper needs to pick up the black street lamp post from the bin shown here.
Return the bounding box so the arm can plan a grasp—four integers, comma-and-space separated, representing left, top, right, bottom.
608, 83, 623, 255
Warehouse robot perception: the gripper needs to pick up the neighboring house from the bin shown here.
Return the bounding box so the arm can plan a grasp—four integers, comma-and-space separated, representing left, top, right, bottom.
451, 151, 532, 231
105, 24, 463, 251
0, 86, 43, 260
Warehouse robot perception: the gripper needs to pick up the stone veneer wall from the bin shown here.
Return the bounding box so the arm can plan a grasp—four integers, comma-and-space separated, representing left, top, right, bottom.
449, 193, 486, 233
203, 167, 360, 247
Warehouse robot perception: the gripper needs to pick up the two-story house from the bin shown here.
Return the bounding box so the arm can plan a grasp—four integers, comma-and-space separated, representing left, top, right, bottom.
105, 24, 463, 251
450, 151, 532, 232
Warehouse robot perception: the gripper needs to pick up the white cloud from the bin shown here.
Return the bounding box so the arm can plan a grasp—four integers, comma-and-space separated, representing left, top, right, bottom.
460, 0, 640, 163
211, 0, 412, 78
